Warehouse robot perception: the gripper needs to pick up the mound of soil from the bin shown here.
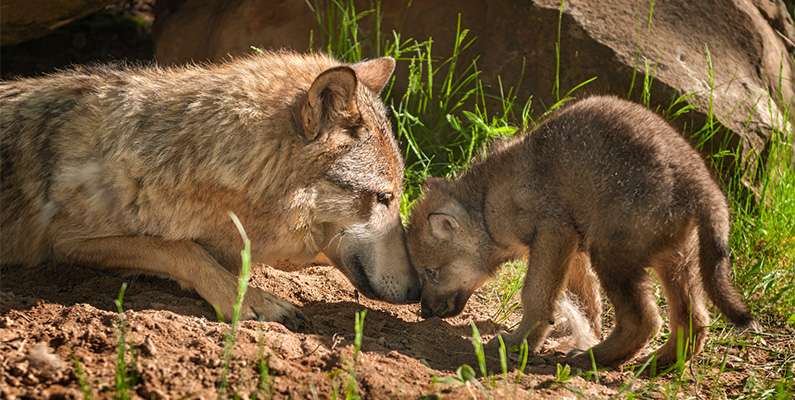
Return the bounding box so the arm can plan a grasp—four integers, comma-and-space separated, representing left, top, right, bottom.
1, 262, 618, 398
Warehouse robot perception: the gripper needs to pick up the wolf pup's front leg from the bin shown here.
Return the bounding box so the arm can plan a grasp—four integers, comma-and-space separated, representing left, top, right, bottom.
493, 225, 580, 352
53, 236, 307, 329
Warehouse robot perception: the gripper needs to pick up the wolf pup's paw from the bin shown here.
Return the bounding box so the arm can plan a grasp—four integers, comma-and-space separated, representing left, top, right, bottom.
487, 330, 525, 351
485, 331, 545, 364
565, 349, 597, 370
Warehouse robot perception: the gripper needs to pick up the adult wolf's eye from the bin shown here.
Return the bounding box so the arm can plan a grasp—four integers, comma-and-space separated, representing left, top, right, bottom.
425, 268, 440, 284
376, 191, 393, 206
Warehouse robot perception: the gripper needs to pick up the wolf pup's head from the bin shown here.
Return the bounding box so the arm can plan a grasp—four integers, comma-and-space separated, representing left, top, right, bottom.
406, 178, 494, 318
298, 56, 420, 304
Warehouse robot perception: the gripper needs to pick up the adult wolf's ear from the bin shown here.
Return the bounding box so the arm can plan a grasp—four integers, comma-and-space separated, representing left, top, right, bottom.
351, 57, 395, 94
301, 66, 359, 141
428, 212, 459, 241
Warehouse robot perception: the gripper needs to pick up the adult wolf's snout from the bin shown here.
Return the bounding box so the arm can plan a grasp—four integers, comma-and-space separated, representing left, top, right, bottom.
325, 218, 420, 304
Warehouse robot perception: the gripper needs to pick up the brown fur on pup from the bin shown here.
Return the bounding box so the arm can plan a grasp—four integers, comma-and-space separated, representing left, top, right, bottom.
406, 96, 753, 367
1, 51, 420, 329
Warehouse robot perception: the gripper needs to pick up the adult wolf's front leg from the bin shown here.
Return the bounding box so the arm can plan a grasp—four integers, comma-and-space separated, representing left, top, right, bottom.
53, 236, 307, 329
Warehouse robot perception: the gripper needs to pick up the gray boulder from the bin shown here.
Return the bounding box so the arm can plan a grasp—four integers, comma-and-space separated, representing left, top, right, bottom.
153, 0, 794, 163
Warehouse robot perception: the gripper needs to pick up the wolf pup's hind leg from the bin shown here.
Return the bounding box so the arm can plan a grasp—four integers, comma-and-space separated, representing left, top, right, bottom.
649, 226, 710, 366
573, 258, 662, 368
53, 236, 307, 329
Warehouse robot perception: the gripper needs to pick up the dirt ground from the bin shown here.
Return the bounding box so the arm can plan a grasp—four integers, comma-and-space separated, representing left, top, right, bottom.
1, 3, 791, 399
1, 262, 623, 399
2, 261, 790, 399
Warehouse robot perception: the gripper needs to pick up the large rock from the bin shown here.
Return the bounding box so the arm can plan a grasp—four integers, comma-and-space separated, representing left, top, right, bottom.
0, 0, 118, 45
153, 0, 793, 162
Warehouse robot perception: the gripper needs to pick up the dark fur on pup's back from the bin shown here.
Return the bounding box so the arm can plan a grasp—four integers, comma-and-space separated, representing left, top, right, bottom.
407, 95, 753, 367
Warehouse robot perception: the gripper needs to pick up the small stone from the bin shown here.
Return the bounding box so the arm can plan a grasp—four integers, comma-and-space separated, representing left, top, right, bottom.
42, 384, 80, 399
139, 387, 167, 400
9, 363, 27, 377
22, 372, 38, 385
141, 336, 157, 357
27, 342, 65, 376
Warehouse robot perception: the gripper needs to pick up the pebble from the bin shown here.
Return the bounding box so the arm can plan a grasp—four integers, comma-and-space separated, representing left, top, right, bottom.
141, 336, 157, 357
22, 372, 38, 385
9, 364, 27, 377
27, 342, 65, 373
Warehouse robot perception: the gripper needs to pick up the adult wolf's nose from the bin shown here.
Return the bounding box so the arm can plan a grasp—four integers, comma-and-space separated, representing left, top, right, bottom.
420, 300, 434, 318
405, 285, 421, 303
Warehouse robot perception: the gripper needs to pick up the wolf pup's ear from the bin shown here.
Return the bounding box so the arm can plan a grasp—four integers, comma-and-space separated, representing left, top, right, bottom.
351, 57, 395, 95
423, 177, 448, 192
428, 212, 459, 241
301, 66, 359, 141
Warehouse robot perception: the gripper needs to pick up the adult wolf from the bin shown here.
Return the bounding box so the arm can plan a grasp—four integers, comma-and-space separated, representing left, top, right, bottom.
0, 51, 420, 329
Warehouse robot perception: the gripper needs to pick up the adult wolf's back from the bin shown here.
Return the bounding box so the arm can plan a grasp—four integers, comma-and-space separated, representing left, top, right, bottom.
0, 51, 420, 328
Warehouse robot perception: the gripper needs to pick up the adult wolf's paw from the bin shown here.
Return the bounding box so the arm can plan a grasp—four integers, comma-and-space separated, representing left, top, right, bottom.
242, 287, 310, 331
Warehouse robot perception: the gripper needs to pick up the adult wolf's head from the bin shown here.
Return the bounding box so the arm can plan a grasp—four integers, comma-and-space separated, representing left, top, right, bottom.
297, 56, 420, 304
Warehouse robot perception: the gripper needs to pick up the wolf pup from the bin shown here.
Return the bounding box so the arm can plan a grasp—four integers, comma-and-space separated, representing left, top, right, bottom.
406, 96, 754, 367
1, 51, 420, 329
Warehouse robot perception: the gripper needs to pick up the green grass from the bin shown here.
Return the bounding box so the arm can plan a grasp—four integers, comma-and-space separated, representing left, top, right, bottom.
329, 309, 366, 400
218, 212, 254, 398
469, 321, 488, 380
253, 335, 273, 400
346, 310, 366, 399
73, 356, 93, 400
113, 282, 134, 400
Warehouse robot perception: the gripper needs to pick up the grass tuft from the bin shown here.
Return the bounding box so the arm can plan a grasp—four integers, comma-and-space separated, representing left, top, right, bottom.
113, 282, 135, 400
218, 212, 254, 398
73, 356, 93, 400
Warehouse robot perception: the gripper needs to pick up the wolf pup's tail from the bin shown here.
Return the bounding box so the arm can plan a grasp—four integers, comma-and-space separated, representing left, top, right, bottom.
697, 197, 754, 328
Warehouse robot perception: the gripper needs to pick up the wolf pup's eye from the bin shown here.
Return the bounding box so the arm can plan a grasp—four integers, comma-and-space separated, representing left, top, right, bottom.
376, 191, 393, 206
425, 268, 440, 284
